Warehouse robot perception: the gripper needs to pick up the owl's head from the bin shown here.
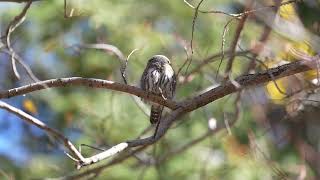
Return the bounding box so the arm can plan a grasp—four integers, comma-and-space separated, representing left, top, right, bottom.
148, 55, 171, 66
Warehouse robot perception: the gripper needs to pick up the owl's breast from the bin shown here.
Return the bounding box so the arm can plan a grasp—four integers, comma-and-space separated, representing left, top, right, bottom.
163, 64, 175, 78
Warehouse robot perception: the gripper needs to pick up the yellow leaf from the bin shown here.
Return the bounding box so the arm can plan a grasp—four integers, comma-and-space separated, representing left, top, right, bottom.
265, 79, 287, 104
280, 41, 315, 62
304, 70, 317, 80
23, 99, 38, 115
278, 3, 297, 21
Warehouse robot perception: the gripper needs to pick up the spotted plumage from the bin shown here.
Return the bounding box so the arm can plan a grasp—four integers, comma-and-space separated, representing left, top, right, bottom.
140, 55, 176, 124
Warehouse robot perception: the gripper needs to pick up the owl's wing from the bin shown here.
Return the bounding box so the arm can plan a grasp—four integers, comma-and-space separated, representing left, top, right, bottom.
171, 73, 177, 98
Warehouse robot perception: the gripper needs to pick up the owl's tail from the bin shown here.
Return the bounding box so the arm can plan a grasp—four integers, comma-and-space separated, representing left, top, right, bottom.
150, 105, 164, 124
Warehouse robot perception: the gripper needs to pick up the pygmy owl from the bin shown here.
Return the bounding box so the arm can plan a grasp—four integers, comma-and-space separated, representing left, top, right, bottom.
140, 55, 177, 124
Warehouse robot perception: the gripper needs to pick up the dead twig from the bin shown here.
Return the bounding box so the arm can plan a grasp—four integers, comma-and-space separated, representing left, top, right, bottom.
184, 0, 297, 19
4, 0, 33, 79
216, 18, 235, 79
223, 1, 252, 83
186, 0, 205, 75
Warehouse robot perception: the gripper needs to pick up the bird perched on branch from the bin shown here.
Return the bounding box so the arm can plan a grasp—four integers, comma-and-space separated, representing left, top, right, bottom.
140, 55, 176, 124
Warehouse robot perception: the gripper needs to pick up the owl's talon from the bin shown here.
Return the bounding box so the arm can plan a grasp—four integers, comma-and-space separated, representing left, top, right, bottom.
158, 87, 167, 100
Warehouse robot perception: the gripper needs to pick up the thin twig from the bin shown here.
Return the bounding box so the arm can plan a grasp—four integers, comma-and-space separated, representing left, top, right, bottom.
121, 48, 139, 84
176, 44, 190, 77
190, 0, 205, 55
186, 0, 205, 75
184, 0, 297, 19
4, 0, 33, 79
216, 18, 235, 79
223, 1, 251, 82
1, 49, 42, 83
78, 43, 126, 61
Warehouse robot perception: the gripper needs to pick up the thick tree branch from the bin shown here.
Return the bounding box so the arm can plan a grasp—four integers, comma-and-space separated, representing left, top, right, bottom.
0, 77, 178, 110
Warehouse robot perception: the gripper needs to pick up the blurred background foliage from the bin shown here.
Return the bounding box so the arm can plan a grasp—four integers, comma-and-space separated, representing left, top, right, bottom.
0, 0, 320, 179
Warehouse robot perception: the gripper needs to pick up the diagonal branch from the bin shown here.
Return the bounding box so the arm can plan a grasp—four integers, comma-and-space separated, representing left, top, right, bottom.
0, 101, 86, 163
223, 2, 251, 81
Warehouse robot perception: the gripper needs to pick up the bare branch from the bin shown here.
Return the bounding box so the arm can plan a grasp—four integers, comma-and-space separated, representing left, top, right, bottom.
0, 77, 179, 109
190, 0, 205, 55
216, 18, 235, 79
76, 43, 140, 85
1, 49, 42, 83
62, 146, 148, 179
78, 43, 126, 61
184, 0, 297, 18
223, 2, 251, 81
176, 44, 190, 77
1, 57, 319, 110
183, 0, 241, 19
0, 100, 149, 170
122, 48, 139, 84
0, 101, 86, 163
185, 0, 205, 75
4, 0, 33, 79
